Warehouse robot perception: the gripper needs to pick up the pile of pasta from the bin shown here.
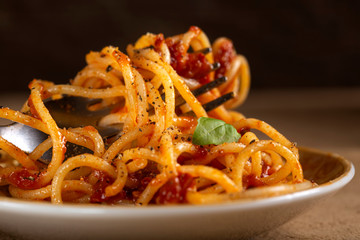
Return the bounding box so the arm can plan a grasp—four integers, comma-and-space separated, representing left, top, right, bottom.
0, 26, 311, 205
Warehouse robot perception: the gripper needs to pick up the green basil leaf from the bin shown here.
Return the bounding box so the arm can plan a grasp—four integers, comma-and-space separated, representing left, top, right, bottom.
192, 117, 241, 145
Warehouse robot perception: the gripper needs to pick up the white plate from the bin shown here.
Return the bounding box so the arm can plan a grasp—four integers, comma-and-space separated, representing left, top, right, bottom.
0, 147, 354, 240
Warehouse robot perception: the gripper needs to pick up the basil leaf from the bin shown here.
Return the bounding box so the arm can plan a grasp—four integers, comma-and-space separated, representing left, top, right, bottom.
192, 117, 241, 145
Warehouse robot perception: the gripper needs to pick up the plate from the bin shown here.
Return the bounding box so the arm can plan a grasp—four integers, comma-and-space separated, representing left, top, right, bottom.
0, 147, 354, 240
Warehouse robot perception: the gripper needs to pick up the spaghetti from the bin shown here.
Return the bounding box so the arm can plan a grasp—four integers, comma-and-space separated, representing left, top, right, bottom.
0, 26, 312, 205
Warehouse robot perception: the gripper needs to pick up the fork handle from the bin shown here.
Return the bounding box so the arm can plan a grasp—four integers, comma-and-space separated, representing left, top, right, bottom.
0, 122, 96, 164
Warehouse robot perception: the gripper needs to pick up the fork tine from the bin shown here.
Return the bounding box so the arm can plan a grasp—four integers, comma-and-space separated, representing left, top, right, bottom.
45, 96, 89, 111
156, 76, 227, 115
194, 47, 212, 55
83, 98, 103, 106
173, 76, 228, 108
191, 76, 227, 97
46, 96, 118, 114
44, 96, 116, 129
45, 75, 228, 131
182, 92, 235, 117
210, 62, 221, 71
203, 92, 234, 112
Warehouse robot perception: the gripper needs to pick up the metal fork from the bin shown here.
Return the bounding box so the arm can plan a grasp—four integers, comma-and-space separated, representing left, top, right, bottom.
0, 76, 232, 163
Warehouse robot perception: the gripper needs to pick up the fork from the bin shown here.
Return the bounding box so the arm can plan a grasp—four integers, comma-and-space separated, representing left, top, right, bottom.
0, 76, 232, 163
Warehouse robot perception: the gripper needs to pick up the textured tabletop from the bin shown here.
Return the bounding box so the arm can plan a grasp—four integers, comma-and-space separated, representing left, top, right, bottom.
242, 88, 360, 240
0, 88, 359, 240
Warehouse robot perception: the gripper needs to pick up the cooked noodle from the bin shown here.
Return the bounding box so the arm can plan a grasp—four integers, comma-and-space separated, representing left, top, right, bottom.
0, 26, 311, 205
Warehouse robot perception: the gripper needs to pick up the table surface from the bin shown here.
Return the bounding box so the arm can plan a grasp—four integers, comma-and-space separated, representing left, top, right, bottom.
0, 88, 359, 240
244, 88, 360, 240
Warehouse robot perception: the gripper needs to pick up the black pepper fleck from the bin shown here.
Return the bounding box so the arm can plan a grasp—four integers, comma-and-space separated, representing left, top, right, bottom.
106, 65, 113, 72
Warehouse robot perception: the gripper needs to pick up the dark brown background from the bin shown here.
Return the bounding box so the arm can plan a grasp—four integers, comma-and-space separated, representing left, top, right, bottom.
0, 0, 359, 92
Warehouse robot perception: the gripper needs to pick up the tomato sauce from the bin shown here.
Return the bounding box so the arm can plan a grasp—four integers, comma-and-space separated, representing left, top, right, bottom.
126, 171, 153, 192
164, 35, 212, 83
177, 145, 208, 164
213, 38, 236, 79
166, 39, 212, 82
27, 97, 41, 120
89, 170, 114, 203
238, 127, 250, 136
90, 170, 154, 204
7, 169, 42, 190
243, 163, 277, 189
261, 164, 276, 178
154, 33, 165, 49
243, 174, 265, 189
93, 164, 160, 204
208, 159, 226, 170
152, 27, 212, 84
155, 173, 195, 204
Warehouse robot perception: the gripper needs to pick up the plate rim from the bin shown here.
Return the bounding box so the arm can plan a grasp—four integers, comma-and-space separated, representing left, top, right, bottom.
0, 146, 355, 218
